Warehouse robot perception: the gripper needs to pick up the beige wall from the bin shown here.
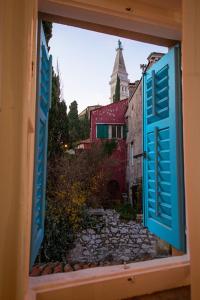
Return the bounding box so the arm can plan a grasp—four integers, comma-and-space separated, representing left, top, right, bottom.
0, 1, 37, 299
126, 82, 142, 202
1, 0, 200, 299
182, 0, 200, 299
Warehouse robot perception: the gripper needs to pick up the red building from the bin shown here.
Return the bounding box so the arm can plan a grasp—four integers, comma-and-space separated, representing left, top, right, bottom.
90, 99, 128, 193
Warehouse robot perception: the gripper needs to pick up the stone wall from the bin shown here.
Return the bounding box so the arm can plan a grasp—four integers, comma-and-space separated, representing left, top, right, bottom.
126, 81, 143, 203
67, 209, 169, 264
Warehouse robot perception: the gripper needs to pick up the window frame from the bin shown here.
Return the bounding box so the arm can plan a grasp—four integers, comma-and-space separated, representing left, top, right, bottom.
29, 255, 190, 299
28, 8, 190, 300
130, 142, 134, 166
110, 124, 124, 139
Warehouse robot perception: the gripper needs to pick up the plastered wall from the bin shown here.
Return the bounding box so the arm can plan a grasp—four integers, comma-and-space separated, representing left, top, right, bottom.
0, 1, 37, 299
0, 0, 200, 299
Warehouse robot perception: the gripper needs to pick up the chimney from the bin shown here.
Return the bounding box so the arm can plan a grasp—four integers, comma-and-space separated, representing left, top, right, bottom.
129, 80, 140, 98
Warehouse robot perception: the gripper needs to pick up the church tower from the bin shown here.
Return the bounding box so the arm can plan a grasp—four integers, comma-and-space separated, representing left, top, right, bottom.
110, 40, 129, 102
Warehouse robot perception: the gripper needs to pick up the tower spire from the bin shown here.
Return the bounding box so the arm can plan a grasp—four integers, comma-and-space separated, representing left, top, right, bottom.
117, 39, 123, 50
109, 40, 129, 102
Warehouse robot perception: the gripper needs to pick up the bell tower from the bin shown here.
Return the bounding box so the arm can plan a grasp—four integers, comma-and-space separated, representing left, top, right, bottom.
110, 40, 129, 102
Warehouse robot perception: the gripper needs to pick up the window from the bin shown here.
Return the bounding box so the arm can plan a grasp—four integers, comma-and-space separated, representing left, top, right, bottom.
130, 143, 134, 166
96, 124, 109, 138
111, 125, 123, 139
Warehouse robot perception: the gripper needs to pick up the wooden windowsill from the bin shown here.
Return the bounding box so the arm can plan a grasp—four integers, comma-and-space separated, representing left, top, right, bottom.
29, 255, 190, 300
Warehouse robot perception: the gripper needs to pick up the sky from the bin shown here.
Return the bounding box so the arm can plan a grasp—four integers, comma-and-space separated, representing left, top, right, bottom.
49, 23, 167, 113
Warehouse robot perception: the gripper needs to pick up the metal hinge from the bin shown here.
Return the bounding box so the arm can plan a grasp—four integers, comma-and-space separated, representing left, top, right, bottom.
133, 151, 147, 159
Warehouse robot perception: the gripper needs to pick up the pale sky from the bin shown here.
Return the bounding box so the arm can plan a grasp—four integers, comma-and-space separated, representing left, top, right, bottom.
49, 23, 167, 113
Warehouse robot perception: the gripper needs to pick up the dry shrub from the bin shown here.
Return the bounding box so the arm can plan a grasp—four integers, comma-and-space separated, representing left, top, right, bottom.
39, 142, 117, 262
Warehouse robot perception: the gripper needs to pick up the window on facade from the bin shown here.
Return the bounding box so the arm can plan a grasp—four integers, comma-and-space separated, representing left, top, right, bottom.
111, 125, 123, 139
117, 125, 122, 138
130, 143, 134, 166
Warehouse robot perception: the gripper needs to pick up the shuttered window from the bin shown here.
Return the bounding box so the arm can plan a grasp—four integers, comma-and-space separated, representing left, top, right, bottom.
30, 23, 52, 268
143, 45, 185, 251
96, 124, 109, 138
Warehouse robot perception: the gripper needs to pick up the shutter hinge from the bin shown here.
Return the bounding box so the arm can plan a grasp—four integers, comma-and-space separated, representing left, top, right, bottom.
133, 151, 147, 159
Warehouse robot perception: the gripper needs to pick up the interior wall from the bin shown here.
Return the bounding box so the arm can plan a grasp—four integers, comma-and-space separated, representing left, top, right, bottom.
1, 0, 200, 299
0, 1, 37, 300
182, 1, 200, 299
38, 0, 181, 47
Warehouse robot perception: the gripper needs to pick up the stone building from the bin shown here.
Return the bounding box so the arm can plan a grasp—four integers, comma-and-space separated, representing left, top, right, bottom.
78, 105, 102, 120
126, 52, 164, 208
109, 40, 130, 102
126, 80, 142, 207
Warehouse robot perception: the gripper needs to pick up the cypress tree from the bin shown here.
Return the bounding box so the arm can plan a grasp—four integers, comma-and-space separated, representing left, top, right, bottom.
68, 101, 80, 148
79, 112, 90, 140
113, 75, 120, 102
43, 21, 69, 157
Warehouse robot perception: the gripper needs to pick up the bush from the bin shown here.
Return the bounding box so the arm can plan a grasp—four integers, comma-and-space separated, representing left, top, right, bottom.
39, 142, 117, 262
114, 203, 136, 221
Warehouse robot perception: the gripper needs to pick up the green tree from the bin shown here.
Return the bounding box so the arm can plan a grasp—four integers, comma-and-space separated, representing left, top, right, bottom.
79, 112, 90, 140
113, 75, 120, 102
43, 21, 69, 158
68, 100, 80, 147
48, 70, 69, 158
42, 21, 52, 48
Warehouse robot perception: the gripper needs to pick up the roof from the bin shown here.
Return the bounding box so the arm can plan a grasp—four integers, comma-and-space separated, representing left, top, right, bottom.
147, 52, 164, 61
128, 52, 165, 103
91, 98, 128, 114
79, 105, 102, 117
78, 138, 91, 144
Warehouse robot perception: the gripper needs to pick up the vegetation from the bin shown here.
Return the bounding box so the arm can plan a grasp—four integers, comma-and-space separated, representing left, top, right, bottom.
40, 21, 124, 263
68, 100, 80, 148
113, 75, 120, 102
68, 101, 90, 148
39, 142, 117, 262
115, 203, 136, 221
48, 70, 69, 158
79, 113, 90, 141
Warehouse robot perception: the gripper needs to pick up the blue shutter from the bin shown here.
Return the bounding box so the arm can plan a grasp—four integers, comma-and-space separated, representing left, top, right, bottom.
97, 124, 109, 138
30, 23, 52, 267
143, 45, 185, 251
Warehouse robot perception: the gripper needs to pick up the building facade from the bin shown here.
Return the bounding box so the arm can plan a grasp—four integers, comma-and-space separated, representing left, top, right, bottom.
126, 80, 142, 207
78, 105, 102, 120
126, 52, 164, 208
90, 99, 128, 193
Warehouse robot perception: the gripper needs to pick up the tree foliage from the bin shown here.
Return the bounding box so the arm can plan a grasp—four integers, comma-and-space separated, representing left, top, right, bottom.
40, 142, 117, 262
48, 70, 69, 158
79, 112, 90, 140
42, 21, 69, 158
113, 75, 120, 102
68, 100, 80, 147
42, 21, 52, 48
